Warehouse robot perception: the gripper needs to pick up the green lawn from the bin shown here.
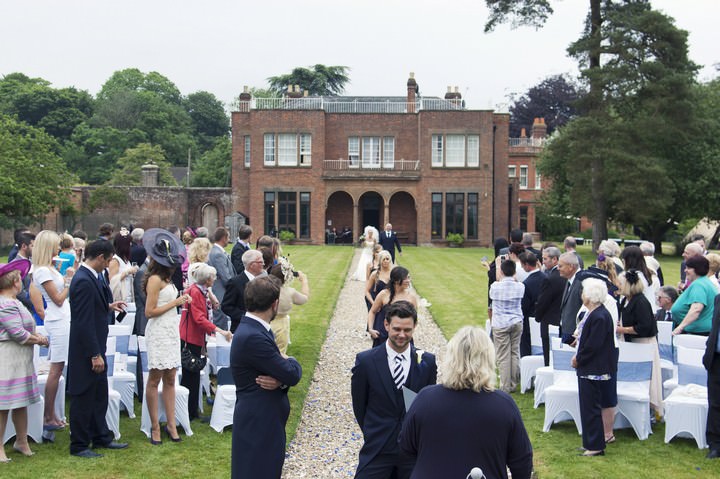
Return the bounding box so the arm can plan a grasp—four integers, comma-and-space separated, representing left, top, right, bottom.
401, 245, 720, 479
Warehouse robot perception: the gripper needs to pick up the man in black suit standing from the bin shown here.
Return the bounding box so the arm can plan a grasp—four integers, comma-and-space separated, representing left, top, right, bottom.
222, 249, 266, 333
534, 246, 565, 366
379, 223, 402, 263
558, 252, 583, 345
520, 251, 546, 357
231, 224, 253, 275
67, 240, 129, 458
704, 295, 720, 459
231, 276, 302, 478
351, 301, 437, 479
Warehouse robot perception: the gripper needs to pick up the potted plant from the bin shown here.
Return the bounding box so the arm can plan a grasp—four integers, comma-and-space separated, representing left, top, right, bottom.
279, 230, 296, 243
446, 232, 464, 248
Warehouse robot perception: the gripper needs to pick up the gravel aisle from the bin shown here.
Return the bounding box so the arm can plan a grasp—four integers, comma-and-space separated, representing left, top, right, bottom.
282, 249, 448, 478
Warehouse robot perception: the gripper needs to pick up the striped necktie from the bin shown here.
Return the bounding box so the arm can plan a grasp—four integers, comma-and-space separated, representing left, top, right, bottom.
392, 355, 405, 389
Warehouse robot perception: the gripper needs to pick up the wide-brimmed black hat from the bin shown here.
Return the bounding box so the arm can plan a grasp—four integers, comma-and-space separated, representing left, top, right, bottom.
143, 228, 187, 268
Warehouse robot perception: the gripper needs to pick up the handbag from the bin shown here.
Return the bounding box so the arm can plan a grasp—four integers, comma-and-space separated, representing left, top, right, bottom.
180, 288, 207, 373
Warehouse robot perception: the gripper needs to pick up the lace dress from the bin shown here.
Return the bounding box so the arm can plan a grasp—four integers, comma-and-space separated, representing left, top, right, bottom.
352, 240, 376, 281
145, 283, 181, 370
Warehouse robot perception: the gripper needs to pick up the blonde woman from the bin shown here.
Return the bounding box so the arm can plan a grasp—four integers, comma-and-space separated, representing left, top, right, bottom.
186, 238, 220, 308
365, 250, 392, 311
269, 257, 309, 355
400, 326, 533, 477
32, 230, 73, 430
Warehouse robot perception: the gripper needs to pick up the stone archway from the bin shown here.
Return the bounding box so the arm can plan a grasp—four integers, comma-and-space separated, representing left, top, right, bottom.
201, 203, 219, 231
389, 191, 417, 244
358, 191, 383, 233
325, 191, 353, 244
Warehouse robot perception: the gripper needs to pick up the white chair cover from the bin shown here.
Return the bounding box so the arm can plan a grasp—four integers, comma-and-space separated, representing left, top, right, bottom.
663, 346, 709, 449
533, 325, 560, 407
105, 354, 122, 440
520, 317, 544, 393
107, 327, 136, 417
210, 368, 235, 432
2, 396, 44, 444
615, 341, 655, 440
138, 337, 193, 437
542, 338, 582, 434
663, 333, 709, 397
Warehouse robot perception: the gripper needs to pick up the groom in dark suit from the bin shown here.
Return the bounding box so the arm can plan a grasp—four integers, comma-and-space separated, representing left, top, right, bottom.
67, 240, 128, 458
379, 223, 402, 263
351, 301, 437, 478
231, 276, 302, 478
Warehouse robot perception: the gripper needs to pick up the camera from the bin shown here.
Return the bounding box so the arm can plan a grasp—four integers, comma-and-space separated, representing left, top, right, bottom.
292, 271, 299, 277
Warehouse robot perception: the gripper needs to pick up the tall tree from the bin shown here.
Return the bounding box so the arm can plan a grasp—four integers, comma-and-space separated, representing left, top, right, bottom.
509, 74, 583, 137
268, 64, 350, 96
485, 0, 698, 247
0, 114, 75, 227
183, 91, 229, 151
106, 143, 177, 186
190, 137, 231, 187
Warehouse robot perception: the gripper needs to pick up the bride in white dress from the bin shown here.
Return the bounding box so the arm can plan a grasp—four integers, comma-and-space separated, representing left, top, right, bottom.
352, 226, 379, 281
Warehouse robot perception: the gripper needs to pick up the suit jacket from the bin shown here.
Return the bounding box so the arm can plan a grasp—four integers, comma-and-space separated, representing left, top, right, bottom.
559, 274, 584, 337
534, 267, 565, 327
231, 316, 302, 479
222, 272, 252, 328
208, 244, 235, 325
129, 242, 147, 267
67, 265, 111, 395
231, 241, 251, 276
702, 295, 720, 370
379, 231, 402, 257
522, 269, 546, 320
351, 343, 437, 473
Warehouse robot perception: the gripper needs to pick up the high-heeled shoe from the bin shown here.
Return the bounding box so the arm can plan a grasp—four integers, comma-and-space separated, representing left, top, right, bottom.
164, 425, 182, 443
149, 430, 162, 445
578, 450, 605, 457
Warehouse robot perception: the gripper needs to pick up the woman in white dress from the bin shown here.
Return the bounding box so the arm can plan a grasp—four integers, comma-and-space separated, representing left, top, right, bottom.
352, 226, 379, 281
142, 229, 191, 444
32, 230, 73, 430
108, 232, 138, 304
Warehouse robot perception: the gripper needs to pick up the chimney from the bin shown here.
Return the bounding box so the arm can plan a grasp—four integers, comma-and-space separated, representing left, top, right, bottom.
141, 163, 159, 187
520, 127, 527, 138
444, 85, 462, 100
288, 84, 303, 99
238, 85, 251, 112
407, 72, 418, 113
531, 117, 547, 139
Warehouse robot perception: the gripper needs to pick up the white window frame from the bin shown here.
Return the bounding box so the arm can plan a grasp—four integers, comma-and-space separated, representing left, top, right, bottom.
535, 170, 542, 189
509, 165, 517, 178
519, 165, 528, 189
300, 133, 312, 166
467, 135, 479, 167
362, 137, 381, 168
264, 133, 275, 165
383, 137, 395, 168
348, 137, 360, 167
278, 133, 297, 166
244, 135, 251, 168
431, 134, 443, 166
445, 135, 465, 167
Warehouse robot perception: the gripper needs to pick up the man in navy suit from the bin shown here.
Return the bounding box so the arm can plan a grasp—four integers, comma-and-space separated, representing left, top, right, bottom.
379, 223, 402, 263
520, 251, 546, 357
535, 246, 566, 366
67, 240, 128, 458
351, 301, 437, 478
222, 249, 266, 333
231, 224, 253, 275
558, 252, 583, 344
231, 276, 302, 479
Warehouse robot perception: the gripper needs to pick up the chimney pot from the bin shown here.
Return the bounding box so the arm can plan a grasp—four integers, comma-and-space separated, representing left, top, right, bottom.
287, 85, 293, 93
447, 86, 452, 93
409, 72, 415, 79
243, 85, 249, 93
520, 128, 527, 138
454, 86, 459, 93
304, 90, 308, 97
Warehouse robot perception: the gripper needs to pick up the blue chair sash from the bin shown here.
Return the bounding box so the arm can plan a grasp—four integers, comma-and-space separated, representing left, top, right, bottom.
106, 354, 115, 376
216, 346, 231, 368
617, 361, 652, 381
658, 343, 673, 363
552, 349, 575, 371
115, 335, 130, 354
140, 351, 149, 373
678, 364, 707, 386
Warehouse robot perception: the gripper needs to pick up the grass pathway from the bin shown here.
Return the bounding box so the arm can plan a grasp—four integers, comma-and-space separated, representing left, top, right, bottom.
282, 249, 447, 478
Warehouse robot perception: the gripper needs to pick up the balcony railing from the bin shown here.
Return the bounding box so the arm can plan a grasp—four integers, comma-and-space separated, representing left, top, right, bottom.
324, 159, 420, 171
231, 97, 464, 113
508, 137, 547, 148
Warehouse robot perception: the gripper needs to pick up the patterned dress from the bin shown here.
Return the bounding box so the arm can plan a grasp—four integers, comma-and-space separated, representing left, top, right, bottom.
0, 297, 40, 409
145, 283, 181, 370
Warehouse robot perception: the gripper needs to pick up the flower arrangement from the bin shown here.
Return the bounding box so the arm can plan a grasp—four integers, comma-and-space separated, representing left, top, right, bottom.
446, 232, 464, 247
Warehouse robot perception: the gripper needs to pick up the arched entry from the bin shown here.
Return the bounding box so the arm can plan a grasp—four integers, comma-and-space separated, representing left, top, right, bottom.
325, 191, 353, 244
389, 191, 417, 244
202, 203, 219, 231
359, 191, 383, 232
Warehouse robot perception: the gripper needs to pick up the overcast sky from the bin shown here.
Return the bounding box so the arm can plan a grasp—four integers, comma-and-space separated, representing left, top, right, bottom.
2, 0, 717, 110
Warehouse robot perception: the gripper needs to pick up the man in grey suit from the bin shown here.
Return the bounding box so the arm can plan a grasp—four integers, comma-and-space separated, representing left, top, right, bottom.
208, 227, 235, 329
558, 252, 583, 345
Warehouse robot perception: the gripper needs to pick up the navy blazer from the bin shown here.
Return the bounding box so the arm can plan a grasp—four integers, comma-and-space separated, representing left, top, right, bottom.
379, 231, 402, 257
535, 267, 565, 326
559, 275, 583, 337
522, 270, 546, 319
67, 265, 111, 395
703, 295, 720, 370
222, 272, 251, 325
231, 316, 302, 479
351, 343, 437, 474
575, 305, 617, 376
231, 242, 250, 276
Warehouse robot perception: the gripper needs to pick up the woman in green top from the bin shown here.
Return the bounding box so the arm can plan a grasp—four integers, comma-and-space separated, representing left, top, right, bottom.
671, 255, 716, 335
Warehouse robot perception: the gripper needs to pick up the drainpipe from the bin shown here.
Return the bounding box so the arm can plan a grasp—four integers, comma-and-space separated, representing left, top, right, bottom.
491, 124, 496, 241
